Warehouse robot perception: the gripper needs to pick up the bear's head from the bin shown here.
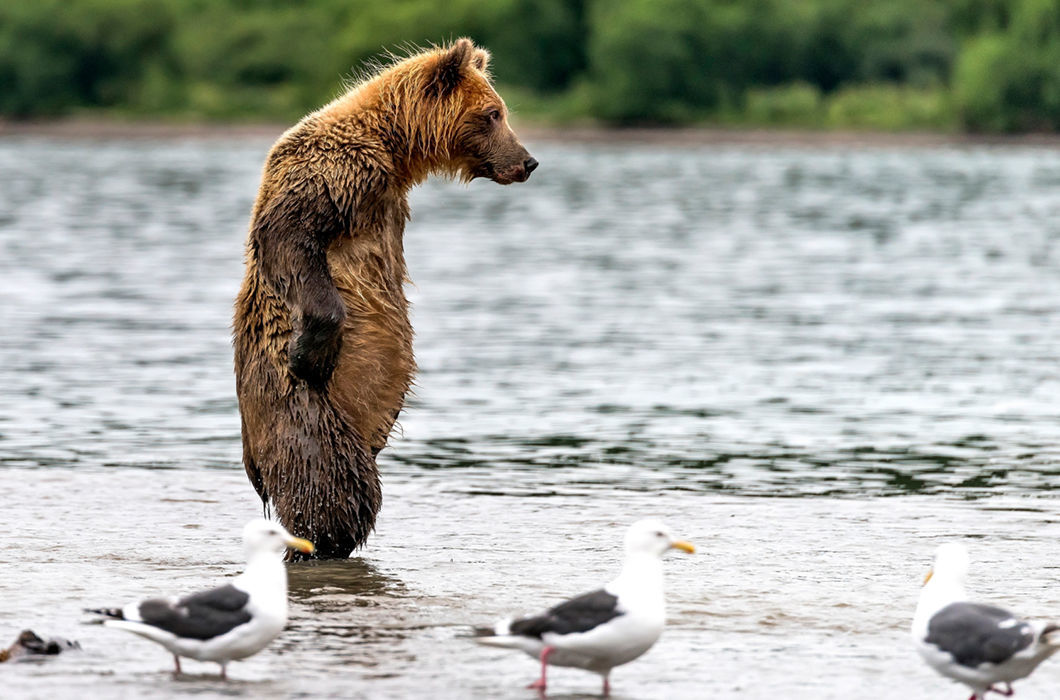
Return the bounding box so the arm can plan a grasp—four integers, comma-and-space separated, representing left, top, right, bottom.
421, 38, 538, 185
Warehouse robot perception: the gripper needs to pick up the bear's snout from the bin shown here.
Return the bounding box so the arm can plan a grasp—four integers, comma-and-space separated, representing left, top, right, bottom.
495, 156, 538, 184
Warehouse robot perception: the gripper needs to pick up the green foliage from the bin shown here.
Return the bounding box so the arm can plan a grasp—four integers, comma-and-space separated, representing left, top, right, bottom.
737, 83, 955, 131
843, 2, 955, 87
1009, 0, 1060, 44
948, 0, 1012, 34
474, 0, 588, 92
586, 0, 717, 123
824, 85, 956, 130
952, 0, 1060, 132
742, 83, 823, 127
0, 0, 1058, 132
498, 82, 595, 125
0, 0, 172, 116
584, 0, 823, 124
954, 33, 1060, 131
170, 2, 351, 118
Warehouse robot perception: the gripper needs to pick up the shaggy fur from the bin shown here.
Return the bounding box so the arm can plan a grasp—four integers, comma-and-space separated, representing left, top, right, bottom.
234, 39, 536, 558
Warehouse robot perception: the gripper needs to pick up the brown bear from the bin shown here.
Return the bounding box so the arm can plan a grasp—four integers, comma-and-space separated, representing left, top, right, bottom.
233, 39, 537, 558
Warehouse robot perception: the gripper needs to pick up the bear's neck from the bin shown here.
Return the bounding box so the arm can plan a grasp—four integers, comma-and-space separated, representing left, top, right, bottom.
325, 81, 458, 189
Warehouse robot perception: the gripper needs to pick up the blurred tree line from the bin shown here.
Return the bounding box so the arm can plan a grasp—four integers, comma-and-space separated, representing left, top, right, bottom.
1, 0, 1059, 131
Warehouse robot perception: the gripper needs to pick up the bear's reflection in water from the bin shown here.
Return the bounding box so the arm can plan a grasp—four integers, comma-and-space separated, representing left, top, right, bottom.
280, 559, 419, 667
287, 557, 403, 603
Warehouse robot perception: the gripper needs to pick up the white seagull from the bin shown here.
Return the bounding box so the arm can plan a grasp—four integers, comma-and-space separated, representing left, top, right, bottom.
86, 519, 314, 678
473, 519, 695, 696
912, 542, 1060, 700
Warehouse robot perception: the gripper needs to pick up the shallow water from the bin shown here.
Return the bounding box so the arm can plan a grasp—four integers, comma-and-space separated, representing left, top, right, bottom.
1, 136, 1059, 699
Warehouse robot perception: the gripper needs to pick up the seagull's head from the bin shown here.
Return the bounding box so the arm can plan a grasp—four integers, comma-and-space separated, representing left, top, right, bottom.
625, 519, 695, 558
242, 519, 315, 559
924, 542, 969, 587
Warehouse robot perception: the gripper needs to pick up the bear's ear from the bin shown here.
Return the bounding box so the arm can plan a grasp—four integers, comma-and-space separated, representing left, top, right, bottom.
427, 38, 474, 97
471, 48, 490, 73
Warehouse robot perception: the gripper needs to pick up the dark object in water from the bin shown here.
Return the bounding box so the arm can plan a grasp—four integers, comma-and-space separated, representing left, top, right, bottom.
0, 630, 80, 662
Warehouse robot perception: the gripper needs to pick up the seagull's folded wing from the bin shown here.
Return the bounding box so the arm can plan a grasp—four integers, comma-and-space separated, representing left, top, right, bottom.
138, 584, 252, 641
927, 602, 1035, 667
510, 589, 623, 638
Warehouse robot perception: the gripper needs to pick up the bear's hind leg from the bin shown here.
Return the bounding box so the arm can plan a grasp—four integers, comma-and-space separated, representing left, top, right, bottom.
265, 392, 381, 559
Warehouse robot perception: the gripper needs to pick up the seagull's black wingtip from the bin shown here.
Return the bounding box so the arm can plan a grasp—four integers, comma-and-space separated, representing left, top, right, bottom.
83, 607, 124, 620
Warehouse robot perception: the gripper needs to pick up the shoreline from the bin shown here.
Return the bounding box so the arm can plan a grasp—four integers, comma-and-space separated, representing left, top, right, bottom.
3, 117, 1060, 148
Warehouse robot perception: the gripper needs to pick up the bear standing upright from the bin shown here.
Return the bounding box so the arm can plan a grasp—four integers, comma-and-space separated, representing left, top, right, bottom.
233, 39, 537, 558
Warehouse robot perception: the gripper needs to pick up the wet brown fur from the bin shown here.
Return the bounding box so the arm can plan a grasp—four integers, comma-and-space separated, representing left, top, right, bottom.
233, 39, 534, 558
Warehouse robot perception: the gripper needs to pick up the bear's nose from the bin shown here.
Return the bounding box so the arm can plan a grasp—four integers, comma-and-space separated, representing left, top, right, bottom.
524, 157, 539, 174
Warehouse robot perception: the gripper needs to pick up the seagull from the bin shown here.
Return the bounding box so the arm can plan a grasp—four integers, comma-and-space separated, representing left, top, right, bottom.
472, 518, 695, 696
86, 519, 313, 678
912, 542, 1060, 700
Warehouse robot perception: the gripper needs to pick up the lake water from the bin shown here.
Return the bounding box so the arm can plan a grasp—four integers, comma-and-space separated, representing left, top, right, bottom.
1, 134, 1059, 699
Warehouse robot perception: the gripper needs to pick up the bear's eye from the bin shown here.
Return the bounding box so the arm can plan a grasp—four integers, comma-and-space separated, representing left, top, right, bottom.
487, 109, 502, 122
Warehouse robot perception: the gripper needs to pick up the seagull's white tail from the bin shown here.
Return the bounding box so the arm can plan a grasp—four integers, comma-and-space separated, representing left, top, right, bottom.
101, 619, 176, 646
468, 618, 543, 655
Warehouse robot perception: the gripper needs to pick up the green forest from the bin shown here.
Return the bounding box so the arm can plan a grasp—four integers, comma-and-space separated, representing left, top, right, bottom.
3, 0, 1060, 132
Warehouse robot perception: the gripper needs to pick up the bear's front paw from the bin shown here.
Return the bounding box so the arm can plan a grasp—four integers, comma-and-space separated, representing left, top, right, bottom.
288, 312, 344, 390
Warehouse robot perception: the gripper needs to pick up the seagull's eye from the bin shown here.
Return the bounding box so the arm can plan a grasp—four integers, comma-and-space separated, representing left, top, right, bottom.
655, 531, 665, 538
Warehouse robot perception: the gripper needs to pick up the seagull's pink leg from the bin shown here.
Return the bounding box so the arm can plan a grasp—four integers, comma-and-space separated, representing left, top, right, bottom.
173, 655, 182, 674
987, 683, 1014, 697
527, 646, 555, 691
602, 674, 611, 697
219, 662, 228, 680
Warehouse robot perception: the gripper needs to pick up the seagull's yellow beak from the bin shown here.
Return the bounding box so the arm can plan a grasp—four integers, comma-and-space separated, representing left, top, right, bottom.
286, 536, 315, 554
670, 540, 695, 554
923, 569, 933, 586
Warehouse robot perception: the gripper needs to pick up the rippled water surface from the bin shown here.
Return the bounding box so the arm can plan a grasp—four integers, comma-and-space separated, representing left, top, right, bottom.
2, 135, 1060, 699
